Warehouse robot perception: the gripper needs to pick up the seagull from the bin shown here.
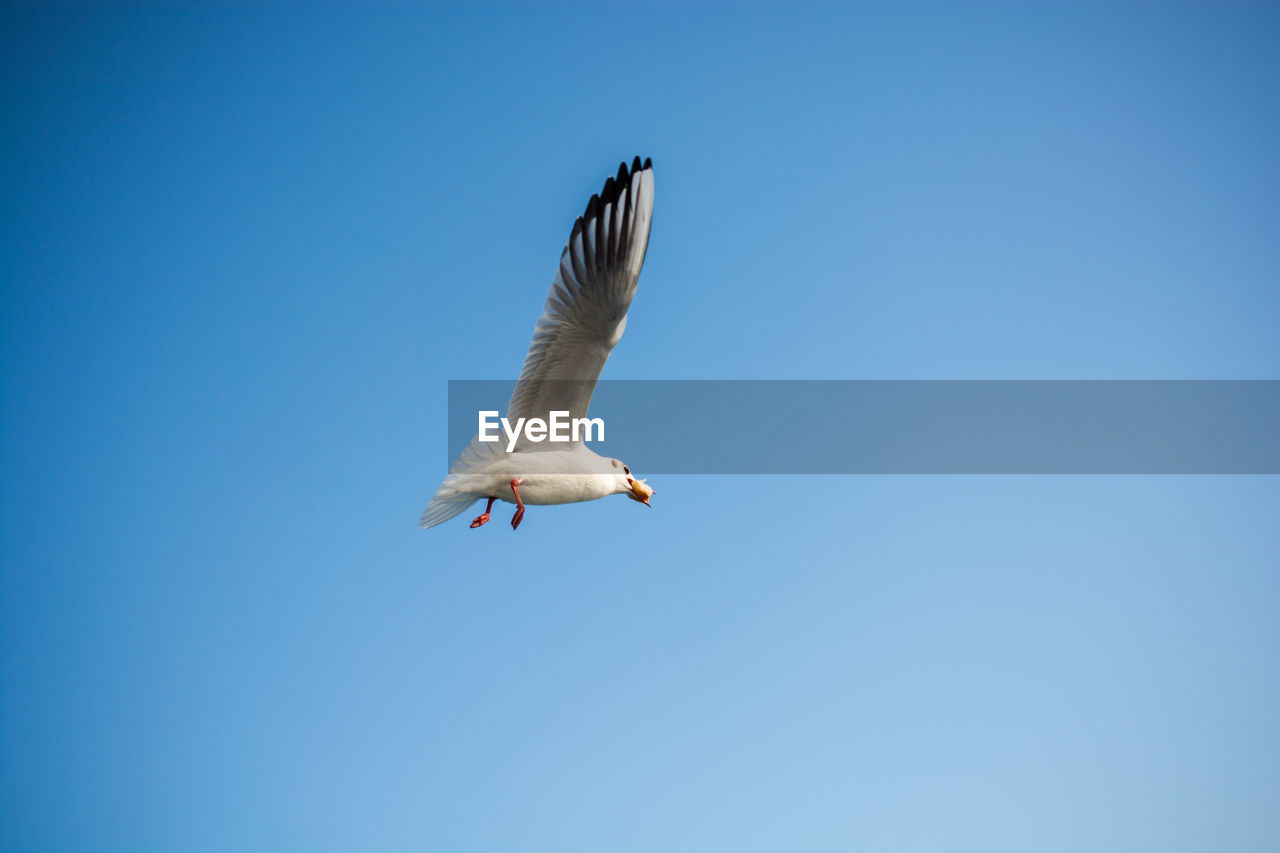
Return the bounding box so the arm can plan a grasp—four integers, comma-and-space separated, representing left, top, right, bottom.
419, 157, 656, 531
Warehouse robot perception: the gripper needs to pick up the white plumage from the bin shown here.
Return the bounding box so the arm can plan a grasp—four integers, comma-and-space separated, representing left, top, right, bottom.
420, 157, 656, 531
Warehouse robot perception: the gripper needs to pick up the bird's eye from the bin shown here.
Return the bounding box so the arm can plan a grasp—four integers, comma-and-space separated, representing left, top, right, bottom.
623, 466, 630, 475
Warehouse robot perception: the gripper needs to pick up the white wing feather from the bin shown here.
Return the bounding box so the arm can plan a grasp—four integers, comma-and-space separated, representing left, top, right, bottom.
507, 157, 654, 425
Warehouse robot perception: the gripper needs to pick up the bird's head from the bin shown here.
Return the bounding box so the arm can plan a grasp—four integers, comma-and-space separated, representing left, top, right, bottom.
613, 461, 654, 506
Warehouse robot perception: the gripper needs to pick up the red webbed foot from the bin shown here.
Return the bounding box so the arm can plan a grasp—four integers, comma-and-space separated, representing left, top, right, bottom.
470, 496, 497, 529
509, 479, 525, 530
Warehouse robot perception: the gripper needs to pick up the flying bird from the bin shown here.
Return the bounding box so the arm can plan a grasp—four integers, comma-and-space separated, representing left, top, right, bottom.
420, 157, 656, 531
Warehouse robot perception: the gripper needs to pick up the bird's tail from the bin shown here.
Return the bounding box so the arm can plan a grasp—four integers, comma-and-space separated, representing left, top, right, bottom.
418, 493, 478, 530
419, 438, 503, 530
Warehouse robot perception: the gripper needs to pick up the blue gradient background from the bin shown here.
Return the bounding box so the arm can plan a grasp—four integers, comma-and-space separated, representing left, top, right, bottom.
2, 3, 1278, 851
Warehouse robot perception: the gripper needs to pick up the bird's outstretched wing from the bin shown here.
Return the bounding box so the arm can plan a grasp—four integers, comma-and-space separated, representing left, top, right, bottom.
506, 156, 654, 426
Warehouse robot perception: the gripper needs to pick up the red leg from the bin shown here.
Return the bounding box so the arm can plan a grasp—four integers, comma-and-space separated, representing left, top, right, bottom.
470, 496, 497, 529
509, 479, 525, 530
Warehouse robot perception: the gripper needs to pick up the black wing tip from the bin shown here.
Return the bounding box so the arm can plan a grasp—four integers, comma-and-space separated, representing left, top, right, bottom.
588, 156, 652, 217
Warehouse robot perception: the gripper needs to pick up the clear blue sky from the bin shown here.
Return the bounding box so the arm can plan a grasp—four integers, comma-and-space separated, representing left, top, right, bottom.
3, 3, 1278, 851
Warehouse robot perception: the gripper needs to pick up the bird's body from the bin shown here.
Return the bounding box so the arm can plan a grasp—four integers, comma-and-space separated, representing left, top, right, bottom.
420, 157, 656, 531
429, 443, 631, 507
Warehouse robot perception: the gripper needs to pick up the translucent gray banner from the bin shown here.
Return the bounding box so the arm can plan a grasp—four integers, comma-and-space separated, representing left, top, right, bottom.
445, 381, 1280, 474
